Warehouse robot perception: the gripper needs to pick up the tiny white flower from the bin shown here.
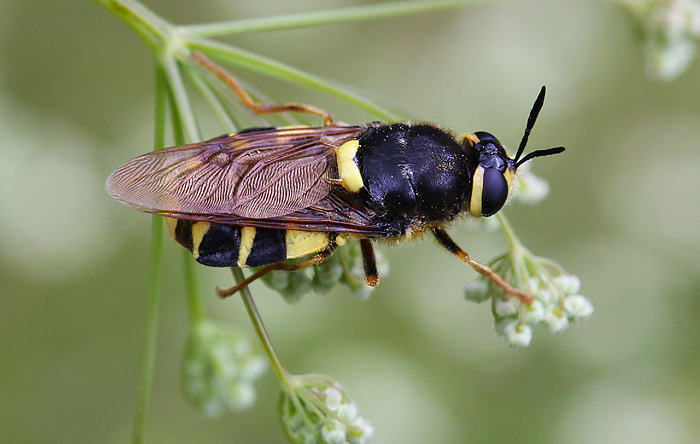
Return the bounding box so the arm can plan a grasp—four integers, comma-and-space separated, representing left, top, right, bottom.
321, 420, 347, 444
527, 276, 542, 293
536, 287, 558, 305
337, 402, 359, 423
522, 299, 545, 324
495, 297, 519, 317
349, 417, 375, 443
564, 294, 594, 321
324, 387, 343, 412
503, 321, 533, 348
544, 307, 569, 333
464, 279, 490, 303
553, 274, 581, 295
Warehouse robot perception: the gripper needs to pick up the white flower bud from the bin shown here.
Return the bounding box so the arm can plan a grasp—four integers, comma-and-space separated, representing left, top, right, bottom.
464, 279, 490, 303
495, 297, 519, 317
536, 287, 558, 305
522, 299, 545, 324
349, 417, 375, 444
564, 294, 594, 321
337, 402, 359, 423
544, 307, 569, 333
321, 421, 347, 444
553, 274, 581, 295
324, 387, 343, 412
503, 321, 533, 348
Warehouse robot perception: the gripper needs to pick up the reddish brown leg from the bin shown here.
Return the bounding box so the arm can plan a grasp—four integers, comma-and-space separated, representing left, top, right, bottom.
192, 51, 335, 126
360, 239, 379, 287
431, 228, 533, 304
216, 244, 337, 298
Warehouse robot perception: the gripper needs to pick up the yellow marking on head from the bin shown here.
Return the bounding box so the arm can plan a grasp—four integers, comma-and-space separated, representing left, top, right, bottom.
504, 168, 515, 190
469, 165, 484, 217
237, 226, 257, 267
285, 230, 330, 259
462, 133, 480, 147
191, 222, 211, 260
336, 140, 364, 193
164, 217, 178, 240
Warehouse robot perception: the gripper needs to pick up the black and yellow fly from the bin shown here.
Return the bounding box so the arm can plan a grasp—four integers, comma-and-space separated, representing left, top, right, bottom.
106, 52, 564, 300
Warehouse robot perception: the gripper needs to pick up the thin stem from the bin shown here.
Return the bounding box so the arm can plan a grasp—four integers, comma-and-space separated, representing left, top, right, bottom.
496, 213, 524, 253
91, 0, 170, 50
182, 250, 205, 325
181, 63, 238, 133
187, 38, 400, 121
160, 53, 200, 143
182, 0, 491, 37
132, 217, 163, 444
131, 67, 168, 444
231, 268, 290, 387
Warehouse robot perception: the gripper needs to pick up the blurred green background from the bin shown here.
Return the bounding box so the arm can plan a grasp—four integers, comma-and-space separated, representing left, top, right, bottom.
2, 1, 700, 443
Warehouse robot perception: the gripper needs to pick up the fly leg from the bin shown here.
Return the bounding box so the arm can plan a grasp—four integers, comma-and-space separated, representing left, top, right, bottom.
216, 241, 338, 298
192, 51, 335, 126
431, 227, 533, 304
360, 239, 379, 287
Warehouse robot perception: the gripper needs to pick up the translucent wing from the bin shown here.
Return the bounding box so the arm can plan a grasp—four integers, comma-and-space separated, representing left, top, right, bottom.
106, 126, 365, 219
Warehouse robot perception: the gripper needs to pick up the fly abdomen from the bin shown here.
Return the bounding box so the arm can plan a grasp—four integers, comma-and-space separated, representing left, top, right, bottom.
165, 218, 332, 267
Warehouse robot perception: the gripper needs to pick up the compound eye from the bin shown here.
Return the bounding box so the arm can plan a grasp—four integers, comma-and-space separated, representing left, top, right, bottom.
481, 168, 508, 216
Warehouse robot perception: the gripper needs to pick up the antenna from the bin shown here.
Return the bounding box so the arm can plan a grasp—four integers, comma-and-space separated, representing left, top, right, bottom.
513, 86, 565, 169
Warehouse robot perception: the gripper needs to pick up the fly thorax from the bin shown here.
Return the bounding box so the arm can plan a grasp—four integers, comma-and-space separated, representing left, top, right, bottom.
355, 123, 469, 225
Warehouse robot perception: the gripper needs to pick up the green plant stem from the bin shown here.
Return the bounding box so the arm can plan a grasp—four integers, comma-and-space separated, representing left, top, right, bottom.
496, 213, 523, 253
90, 0, 170, 50
94, 0, 410, 121
183, 251, 205, 325
131, 67, 168, 444
182, 63, 238, 132
496, 212, 531, 291
182, 0, 493, 37
132, 218, 164, 444
231, 268, 290, 388
160, 53, 200, 143
187, 38, 399, 121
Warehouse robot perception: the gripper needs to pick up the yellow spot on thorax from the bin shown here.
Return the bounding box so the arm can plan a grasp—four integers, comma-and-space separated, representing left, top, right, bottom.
336, 140, 364, 193
285, 230, 330, 259
237, 226, 257, 267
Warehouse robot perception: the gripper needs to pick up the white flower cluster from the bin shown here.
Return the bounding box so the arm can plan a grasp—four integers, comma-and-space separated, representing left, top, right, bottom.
281, 377, 374, 444
260, 240, 388, 303
494, 274, 592, 348
181, 321, 267, 416
624, 0, 700, 79
465, 257, 593, 348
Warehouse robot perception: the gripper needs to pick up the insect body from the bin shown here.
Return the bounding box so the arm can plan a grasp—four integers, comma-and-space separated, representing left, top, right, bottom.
107, 52, 563, 300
